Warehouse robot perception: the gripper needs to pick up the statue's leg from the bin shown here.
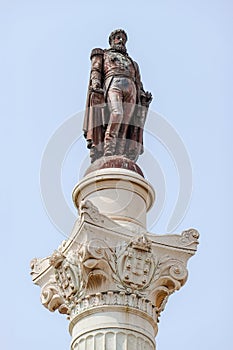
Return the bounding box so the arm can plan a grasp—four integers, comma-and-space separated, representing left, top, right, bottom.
116, 81, 136, 155
104, 88, 123, 156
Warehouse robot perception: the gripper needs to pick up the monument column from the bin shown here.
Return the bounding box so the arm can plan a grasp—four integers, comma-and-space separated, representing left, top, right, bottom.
30, 29, 199, 350
69, 168, 157, 350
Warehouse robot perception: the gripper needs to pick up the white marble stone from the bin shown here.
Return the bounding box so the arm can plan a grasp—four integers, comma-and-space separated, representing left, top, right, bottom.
70, 308, 157, 350
31, 168, 199, 350
72, 168, 155, 229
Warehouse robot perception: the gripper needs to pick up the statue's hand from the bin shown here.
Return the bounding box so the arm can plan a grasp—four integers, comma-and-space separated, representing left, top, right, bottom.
90, 87, 104, 94
140, 91, 153, 107
145, 91, 153, 103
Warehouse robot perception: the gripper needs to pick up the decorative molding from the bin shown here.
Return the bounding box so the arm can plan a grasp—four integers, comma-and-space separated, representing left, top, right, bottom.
31, 199, 199, 324
40, 277, 68, 314
31, 198, 199, 350
80, 200, 104, 224
30, 257, 50, 280
31, 235, 193, 320
180, 228, 199, 246
149, 228, 199, 252
70, 291, 157, 320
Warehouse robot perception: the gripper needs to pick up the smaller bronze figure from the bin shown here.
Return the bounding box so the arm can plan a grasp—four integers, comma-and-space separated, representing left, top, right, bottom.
83, 29, 152, 165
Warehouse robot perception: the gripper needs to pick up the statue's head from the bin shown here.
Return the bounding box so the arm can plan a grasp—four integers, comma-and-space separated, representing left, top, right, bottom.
109, 29, 128, 53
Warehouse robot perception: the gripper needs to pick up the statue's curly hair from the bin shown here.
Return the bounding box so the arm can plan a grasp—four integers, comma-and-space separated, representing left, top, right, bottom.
108, 29, 128, 45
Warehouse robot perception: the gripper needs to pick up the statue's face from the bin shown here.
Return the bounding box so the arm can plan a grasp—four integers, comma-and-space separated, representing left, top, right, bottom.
113, 33, 127, 45
111, 32, 127, 49
110, 32, 127, 54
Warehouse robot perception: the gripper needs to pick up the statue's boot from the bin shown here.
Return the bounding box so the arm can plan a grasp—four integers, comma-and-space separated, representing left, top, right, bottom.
116, 139, 126, 155
104, 114, 122, 156
115, 123, 128, 155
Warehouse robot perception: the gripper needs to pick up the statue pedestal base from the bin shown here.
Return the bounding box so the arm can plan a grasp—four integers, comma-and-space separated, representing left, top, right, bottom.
85, 155, 145, 177
72, 168, 155, 230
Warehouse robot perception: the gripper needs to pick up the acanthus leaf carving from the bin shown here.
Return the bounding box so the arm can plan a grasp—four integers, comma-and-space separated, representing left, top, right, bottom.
50, 250, 65, 268
31, 228, 195, 322
40, 277, 69, 314
146, 255, 188, 317
79, 238, 116, 292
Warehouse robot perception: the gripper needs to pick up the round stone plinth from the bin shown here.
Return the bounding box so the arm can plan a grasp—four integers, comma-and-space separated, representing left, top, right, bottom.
85, 155, 144, 177
72, 168, 155, 229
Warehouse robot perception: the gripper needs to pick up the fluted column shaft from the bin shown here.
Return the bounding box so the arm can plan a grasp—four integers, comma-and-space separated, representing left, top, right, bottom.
69, 306, 157, 350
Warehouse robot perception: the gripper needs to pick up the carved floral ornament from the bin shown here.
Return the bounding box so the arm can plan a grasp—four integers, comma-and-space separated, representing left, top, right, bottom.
31, 230, 194, 320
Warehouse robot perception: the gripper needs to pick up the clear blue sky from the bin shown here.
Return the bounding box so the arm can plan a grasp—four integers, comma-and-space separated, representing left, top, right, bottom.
1, 1, 233, 349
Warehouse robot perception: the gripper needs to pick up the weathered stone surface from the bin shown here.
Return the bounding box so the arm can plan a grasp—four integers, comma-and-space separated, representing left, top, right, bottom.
31, 190, 198, 349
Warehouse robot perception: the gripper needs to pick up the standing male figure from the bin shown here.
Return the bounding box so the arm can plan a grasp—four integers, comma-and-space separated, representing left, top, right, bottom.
83, 29, 152, 163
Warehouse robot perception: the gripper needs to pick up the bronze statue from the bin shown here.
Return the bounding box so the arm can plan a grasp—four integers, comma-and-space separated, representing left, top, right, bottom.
83, 29, 152, 165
